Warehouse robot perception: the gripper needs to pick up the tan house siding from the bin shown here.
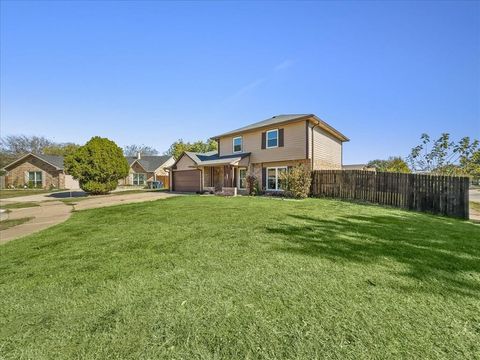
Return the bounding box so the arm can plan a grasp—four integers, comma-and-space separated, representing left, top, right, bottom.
312, 127, 342, 169
6, 155, 62, 189
219, 120, 307, 163
157, 157, 175, 175
174, 154, 197, 171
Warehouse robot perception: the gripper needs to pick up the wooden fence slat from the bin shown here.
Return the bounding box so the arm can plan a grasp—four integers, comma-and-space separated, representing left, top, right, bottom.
310, 170, 469, 219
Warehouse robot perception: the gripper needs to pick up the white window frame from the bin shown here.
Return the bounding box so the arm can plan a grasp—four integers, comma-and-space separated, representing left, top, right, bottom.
266, 129, 279, 149
133, 173, 147, 186
238, 168, 247, 189
28, 171, 42, 188
266, 166, 287, 191
232, 136, 243, 153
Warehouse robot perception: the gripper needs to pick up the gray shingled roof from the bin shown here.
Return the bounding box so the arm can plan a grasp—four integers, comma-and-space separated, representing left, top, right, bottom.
34, 154, 64, 169
211, 114, 312, 139
4, 153, 65, 170
126, 155, 172, 172
178, 151, 250, 166
211, 113, 349, 142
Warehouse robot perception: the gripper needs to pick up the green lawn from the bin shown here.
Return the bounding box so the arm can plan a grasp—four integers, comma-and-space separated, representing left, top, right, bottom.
0, 217, 34, 231
0, 202, 40, 210
0, 196, 479, 359
471, 201, 480, 213
0, 189, 53, 199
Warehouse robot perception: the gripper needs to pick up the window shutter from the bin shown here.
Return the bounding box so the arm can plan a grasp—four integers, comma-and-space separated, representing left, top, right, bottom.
24, 171, 29, 185
261, 132, 266, 149
42, 171, 46, 188
279, 128, 284, 147
233, 168, 237, 188
262, 168, 266, 190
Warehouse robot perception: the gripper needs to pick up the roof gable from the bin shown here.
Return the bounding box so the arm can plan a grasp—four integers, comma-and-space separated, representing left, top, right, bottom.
126, 155, 173, 172
4, 153, 64, 171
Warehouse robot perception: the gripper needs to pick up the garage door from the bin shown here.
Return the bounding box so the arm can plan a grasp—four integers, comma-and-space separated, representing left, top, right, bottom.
173, 170, 201, 192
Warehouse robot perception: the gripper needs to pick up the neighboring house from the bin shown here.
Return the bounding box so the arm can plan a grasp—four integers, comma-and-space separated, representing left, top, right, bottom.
3, 153, 79, 190
119, 153, 174, 188
170, 114, 349, 194
343, 164, 376, 171
3, 152, 174, 190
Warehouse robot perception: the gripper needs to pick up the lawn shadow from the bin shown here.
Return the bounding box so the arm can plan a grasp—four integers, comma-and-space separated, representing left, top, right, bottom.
267, 213, 480, 298
47, 191, 86, 198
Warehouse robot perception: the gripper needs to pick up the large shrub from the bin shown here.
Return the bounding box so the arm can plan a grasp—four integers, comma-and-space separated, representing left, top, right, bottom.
65, 137, 129, 195
280, 164, 312, 199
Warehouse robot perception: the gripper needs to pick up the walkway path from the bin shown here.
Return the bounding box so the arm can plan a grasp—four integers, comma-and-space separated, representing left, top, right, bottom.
0, 192, 178, 244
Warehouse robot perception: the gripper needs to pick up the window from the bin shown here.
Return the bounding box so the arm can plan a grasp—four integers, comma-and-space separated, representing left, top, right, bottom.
266, 167, 287, 191
266, 129, 278, 148
28, 171, 42, 188
233, 136, 242, 153
238, 168, 247, 189
133, 173, 146, 186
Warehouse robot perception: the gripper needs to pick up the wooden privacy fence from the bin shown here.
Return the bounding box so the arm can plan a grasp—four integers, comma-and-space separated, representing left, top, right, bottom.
310, 170, 470, 219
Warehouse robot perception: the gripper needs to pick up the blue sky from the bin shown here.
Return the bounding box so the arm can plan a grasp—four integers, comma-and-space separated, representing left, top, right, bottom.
1, 1, 479, 163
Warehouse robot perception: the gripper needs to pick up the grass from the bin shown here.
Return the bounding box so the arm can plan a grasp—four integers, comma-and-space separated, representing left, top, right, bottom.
0, 217, 34, 230
0, 189, 52, 199
0, 196, 479, 359
470, 201, 480, 213
0, 202, 40, 210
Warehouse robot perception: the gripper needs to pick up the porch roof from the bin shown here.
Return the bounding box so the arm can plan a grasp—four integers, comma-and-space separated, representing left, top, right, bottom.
185, 151, 250, 166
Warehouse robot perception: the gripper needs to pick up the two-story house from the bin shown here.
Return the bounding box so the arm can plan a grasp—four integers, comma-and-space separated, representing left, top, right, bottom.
170, 114, 349, 194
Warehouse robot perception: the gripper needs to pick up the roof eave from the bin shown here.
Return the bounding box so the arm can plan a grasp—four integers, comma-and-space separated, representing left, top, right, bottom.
209, 114, 315, 140
4, 153, 63, 171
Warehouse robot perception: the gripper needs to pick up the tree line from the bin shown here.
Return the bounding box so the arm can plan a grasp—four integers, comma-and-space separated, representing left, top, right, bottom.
1, 133, 478, 179
0, 135, 217, 168
366, 133, 479, 178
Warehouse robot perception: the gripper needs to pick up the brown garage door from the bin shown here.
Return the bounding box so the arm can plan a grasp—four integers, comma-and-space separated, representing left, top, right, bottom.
173, 170, 201, 192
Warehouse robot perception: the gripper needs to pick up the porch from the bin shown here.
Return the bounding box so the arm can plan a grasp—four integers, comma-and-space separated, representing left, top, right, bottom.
201, 165, 248, 195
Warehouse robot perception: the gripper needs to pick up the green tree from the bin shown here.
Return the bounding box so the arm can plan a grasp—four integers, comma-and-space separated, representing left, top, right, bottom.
367, 157, 410, 173
43, 143, 80, 156
65, 137, 129, 195
165, 139, 218, 159
407, 133, 479, 175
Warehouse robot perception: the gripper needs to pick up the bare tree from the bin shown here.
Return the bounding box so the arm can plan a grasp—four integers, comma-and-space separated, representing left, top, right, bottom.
123, 144, 158, 156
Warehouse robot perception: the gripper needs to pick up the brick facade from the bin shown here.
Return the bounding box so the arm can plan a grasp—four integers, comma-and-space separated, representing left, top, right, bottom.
5, 155, 63, 189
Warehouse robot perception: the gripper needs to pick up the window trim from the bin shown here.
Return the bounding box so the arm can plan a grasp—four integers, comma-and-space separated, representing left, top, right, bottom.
238, 168, 247, 189
266, 129, 279, 149
133, 172, 147, 186
28, 171, 42, 188
266, 166, 287, 191
232, 136, 243, 153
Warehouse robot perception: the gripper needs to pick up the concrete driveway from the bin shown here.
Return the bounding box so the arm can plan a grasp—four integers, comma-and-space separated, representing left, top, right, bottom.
0, 191, 179, 244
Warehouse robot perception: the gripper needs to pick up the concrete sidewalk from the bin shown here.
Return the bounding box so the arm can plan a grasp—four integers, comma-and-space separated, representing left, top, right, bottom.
0, 201, 71, 244
1, 192, 179, 244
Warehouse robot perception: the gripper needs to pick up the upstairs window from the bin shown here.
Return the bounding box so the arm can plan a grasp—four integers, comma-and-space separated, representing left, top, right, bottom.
266, 129, 278, 148
233, 136, 242, 153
